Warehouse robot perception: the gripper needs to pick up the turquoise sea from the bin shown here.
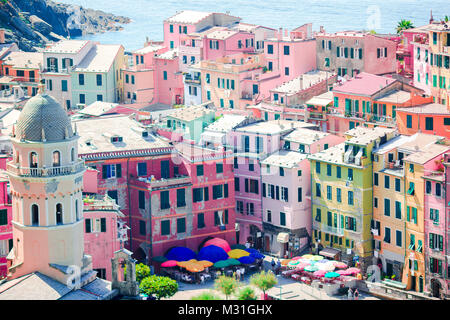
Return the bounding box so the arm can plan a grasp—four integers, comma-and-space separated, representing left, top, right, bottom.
58, 0, 449, 51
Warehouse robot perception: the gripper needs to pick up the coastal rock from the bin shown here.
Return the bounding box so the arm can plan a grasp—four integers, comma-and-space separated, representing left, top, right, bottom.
29, 15, 52, 35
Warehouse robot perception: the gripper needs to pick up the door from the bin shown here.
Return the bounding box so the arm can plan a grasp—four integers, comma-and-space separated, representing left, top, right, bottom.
386, 262, 393, 277
264, 235, 270, 252
161, 160, 170, 179
411, 276, 416, 291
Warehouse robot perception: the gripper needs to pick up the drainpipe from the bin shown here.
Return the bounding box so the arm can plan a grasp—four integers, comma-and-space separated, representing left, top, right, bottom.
126, 157, 132, 254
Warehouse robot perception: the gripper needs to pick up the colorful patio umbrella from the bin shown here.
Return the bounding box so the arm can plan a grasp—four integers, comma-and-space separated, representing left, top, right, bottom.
295, 262, 310, 271
311, 255, 324, 261
250, 252, 265, 259
197, 245, 229, 263
324, 272, 341, 279
291, 256, 303, 260
280, 259, 291, 266
346, 267, 361, 275
244, 248, 260, 255
302, 254, 314, 259
213, 260, 230, 269
288, 260, 300, 266
304, 265, 319, 272
313, 270, 327, 277
333, 262, 348, 269
185, 263, 205, 273
165, 246, 197, 262
238, 256, 255, 264
336, 270, 352, 276
227, 258, 241, 266
204, 237, 232, 253
227, 249, 250, 259
161, 260, 178, 267
197, 260, 214, 268
177, 259, 197, 267
317, 262, 335, 271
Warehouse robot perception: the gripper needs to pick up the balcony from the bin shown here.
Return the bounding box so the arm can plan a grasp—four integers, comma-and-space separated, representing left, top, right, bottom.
313, 221, 344, 236
131, 175, 191, 190
7, 159, 85, 177
184, 74, 201, 85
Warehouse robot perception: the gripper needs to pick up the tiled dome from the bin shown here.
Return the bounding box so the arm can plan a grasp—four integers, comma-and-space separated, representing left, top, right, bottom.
15, 94, 73, 142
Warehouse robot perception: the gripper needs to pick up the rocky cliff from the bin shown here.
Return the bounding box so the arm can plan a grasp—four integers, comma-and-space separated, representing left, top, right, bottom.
0, 0, 130, 51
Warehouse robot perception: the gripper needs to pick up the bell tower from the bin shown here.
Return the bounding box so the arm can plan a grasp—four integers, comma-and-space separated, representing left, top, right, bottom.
6, 93, 89, 285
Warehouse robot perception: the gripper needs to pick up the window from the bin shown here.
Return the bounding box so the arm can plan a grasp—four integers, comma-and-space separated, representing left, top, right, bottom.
407, 182, 415, 195
384, 198, 390, 216
348, 191, 354, 205
425, 117, 433, 131
193, 188, 203, 202
327, 164, 332, 176
96, 74, 102, 86
212, 185, 224, 199
327, 185, 332, 200
316, 183, 321, 197
177, 188, 186, 207
31, 205, 38, 226
163, 71, 167, 80
248, 160, 254, 171
395, 201, 401, 219
279, 167, 284, 177
139, 191, 145, 209
280, 212, 286, 226
395, 178, 401, 192
79, 74, 84, 85
97, 94, 103, 101
297, 187, 302, 202
267, 44, 273, 54
347, 168, 353, 181
197, 213, 205, 229
216, 163, 223, 174
61, 80, 68, 92
137, 162, 147, 176
374, 173, 379, 185
283, 45, 290, 55
336, 166, 341, 178
197, 165, 204, 176
285, 67, 289, 76
161, 220, 170, 236
281, 187, 289, 202
396, 230, 402, 247
316, 162, 321, 174
79, 94, 85, 104
337, 188, 342, 203
406, 115, 412, 128
384, 175, 390, 189
102, 164, 121, 179
56, 203, 63, 225
384, 227, 391, 243
160, 191, 170, 210
436, 183, 442, 197
177, 218, 186, 233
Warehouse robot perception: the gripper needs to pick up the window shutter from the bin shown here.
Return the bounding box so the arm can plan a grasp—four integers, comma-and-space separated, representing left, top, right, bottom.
245, 179, 249, 193
429, 233, 434, 249
116, 164, 122, 178
85, 219, 91, 233
337, 46, 340, 57
262, 183, 266, 197
224, 184, 228, 198
102, 165, 108, 179
204, 187, 209, 201
276, 186, 280, 200
100, 218, 106, 232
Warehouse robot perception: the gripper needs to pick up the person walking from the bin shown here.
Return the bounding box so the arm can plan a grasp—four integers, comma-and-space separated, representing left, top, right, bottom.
348, 288, 353, 300
271, 258, 276, 272
276, 259, 282, 275
354, 289, 359, 300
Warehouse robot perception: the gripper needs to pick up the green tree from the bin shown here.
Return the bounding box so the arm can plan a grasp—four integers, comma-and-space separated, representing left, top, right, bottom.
396, 20, 415, 34
236, 286, 257, 300
250, 271, 277, 299
139, 275, 178, 300
214, 274, 239, 300
135, 263, 151, 284
191, 291, 222, 300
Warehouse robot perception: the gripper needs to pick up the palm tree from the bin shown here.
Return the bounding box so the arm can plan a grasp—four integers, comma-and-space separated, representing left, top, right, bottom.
396, 19, 415, 34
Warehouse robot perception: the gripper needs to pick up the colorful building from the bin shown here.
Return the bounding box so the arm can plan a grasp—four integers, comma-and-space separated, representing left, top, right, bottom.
329, 72, 432, 136
371, 133, 443, 282
308, 127, 397, 269
401, 141, 449, 292
231, 120, 317, 248
83, 195, 128, 281
0, 173, 12, 279
396, 103, 450, 138
0, 51, 42, 98
261, 128, 344, 257
154, 49, 184, 106
315, 30, 397, 76
163, 11, 241, 50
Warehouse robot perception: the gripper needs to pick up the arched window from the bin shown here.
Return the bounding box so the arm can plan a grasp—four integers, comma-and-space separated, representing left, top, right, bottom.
71, 148, 75, 162
75, 199, 79, 220
31, 204, 39, 226
30, 152, 38, 168
56, 203, 63, 225
52, 151, 61, 167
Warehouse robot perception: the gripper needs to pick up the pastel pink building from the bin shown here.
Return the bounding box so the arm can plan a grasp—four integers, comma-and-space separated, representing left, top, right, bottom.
154, 49, 184, 105
122, 42, 167, 105
83, 195, 127, 280
260, 128, 345, 257
163, 10, 241, 50
230, 120, 317, 249
0, 174, 12, 279
264, 24, 317, 83
398, 25, 430, 78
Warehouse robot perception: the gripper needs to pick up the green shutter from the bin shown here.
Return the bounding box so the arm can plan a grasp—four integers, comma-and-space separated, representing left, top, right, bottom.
100, 218, 106, 232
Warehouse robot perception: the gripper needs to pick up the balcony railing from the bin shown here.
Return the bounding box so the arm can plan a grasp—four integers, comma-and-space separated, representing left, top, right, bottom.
7, 159, 85, 177
184, 74, 201, 84
313, 221, 344, 236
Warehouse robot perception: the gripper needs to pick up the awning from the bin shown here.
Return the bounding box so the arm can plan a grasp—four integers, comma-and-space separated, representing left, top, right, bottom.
319, 247, 341, 259
277, 232, 289, 243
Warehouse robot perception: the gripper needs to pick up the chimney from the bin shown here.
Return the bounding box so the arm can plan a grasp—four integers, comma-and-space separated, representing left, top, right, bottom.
319, 26, 325, 34
278, 28, 282, 40
0, 29, 5, 44
429, 10, 434, 24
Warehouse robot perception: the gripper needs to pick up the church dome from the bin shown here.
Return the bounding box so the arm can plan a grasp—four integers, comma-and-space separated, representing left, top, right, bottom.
15, 94, 74, 142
